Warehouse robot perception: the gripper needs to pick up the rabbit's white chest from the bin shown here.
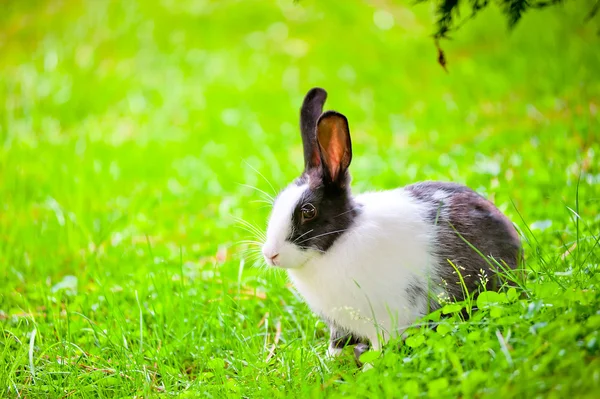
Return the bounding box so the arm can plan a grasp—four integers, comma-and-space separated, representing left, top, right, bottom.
287, 189, 437, 347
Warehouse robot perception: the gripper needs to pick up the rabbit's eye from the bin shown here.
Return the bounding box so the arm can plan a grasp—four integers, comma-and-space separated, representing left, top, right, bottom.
301, 204, 317, 222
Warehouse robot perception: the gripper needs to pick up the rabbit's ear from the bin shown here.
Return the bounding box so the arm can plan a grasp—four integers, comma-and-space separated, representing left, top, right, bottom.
300, 88, 327, 171
316, 111, 352, 185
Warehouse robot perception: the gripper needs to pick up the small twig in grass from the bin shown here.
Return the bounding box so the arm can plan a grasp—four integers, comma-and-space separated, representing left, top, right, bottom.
29, 327, 37, 383
265, 320, 282, 362
495, 330, 513, 367
561, 242, 577, 260
56, 355, 161, 383
257, 312, 269, 328
70, 360, 134, 380
12, 382, 21, 398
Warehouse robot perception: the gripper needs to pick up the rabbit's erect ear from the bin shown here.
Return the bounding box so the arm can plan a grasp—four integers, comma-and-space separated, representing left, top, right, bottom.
300, 88, 327, 171
316, 111, 352, 185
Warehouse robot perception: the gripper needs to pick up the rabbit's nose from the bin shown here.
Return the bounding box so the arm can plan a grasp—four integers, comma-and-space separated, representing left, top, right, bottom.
265, 252, 280, 265
262, 246, 280, 265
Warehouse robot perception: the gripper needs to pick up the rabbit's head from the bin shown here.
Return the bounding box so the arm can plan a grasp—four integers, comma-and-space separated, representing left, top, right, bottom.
262, 88, 360, 268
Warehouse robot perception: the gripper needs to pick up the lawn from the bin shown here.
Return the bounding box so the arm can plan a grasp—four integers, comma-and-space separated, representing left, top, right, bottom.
1, 0, 599, 397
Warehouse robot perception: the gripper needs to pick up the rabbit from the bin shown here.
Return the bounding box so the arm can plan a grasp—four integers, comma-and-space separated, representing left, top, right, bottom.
261, 87, 522, 360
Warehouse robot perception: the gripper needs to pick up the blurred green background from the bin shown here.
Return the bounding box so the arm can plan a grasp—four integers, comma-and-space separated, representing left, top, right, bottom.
1, 0, 599, 397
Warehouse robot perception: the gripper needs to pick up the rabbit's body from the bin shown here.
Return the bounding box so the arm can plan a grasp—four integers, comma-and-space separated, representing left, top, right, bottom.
285, 182, 520, 350
262, 88, 521, 358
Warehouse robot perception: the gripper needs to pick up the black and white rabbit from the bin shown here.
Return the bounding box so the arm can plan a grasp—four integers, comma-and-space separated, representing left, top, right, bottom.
262, 87, 522, 357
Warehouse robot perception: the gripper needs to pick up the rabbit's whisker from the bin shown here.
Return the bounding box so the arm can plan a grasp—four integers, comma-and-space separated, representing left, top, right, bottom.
331, 207, 361, 219
237, 183, 275, 204
242, 160, 278, 196
296, 229, 348, 245
233, 217, 266, 240
292, 229, 314, 244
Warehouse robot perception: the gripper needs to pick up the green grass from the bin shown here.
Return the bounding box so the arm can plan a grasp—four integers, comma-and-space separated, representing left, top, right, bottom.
1, 0, 599, 397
